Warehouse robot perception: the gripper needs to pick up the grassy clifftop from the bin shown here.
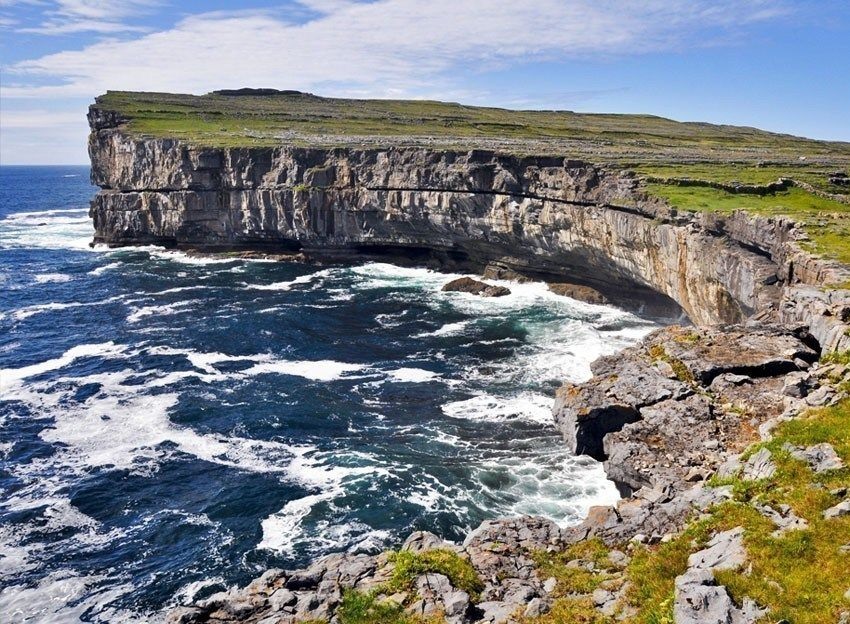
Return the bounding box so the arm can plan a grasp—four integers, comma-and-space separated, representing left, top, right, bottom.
94, 90, 850, 164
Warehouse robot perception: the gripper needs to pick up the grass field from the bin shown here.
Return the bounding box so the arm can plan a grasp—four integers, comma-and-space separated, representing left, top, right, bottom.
94, 90, 850, 164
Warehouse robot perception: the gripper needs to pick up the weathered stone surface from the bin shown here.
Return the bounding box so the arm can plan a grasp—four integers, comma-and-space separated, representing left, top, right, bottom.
687, 527, 747, 572
787, 442, 845, 473
674, 569, 765, 624
443, 277, 511, 297
824, 500, 850, 519
756, 503, 809, 536
740, 448, 777, 481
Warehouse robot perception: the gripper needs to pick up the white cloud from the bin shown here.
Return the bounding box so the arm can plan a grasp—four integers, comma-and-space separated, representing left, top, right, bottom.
14, 0, 160, 35
3, 0, 789, 99
2, 0, 799, 164
0, 108, 85, 127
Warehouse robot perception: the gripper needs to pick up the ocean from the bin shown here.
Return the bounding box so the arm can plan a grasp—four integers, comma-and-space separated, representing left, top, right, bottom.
0, 166, 658, 622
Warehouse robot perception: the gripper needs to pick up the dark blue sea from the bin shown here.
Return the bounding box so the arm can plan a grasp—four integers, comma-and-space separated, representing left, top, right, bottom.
0, 166, 658, 622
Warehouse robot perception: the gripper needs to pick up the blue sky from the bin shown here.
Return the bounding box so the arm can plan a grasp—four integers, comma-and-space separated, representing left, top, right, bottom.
1, 0, 848, 164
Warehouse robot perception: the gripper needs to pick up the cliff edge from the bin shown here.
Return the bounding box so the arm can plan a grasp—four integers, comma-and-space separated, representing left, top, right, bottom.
86, 91, 850, 623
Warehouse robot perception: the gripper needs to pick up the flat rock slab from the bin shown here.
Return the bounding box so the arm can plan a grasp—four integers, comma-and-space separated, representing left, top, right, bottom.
688, 527, 747, 572
787, 442, 844, 473
740, 448, 777, 481
756, 503, 809, 536
659, 326, 816, 385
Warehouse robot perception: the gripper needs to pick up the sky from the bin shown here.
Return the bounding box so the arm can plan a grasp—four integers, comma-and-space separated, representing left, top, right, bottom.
0, 0, 848, 165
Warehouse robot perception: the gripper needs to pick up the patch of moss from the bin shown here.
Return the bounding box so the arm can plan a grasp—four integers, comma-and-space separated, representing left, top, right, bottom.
822, 350, 850, 366
337, 589, 441, 624
646, 344, 694, 384
384, 549, 484, 602
531, 539, 616, 596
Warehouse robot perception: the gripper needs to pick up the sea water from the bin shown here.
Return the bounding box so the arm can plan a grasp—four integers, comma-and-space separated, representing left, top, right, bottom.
0, 166, 658, 622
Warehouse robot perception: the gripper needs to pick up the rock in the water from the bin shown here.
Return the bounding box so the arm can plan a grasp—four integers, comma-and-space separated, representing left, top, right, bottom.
547, 282, 608, 304
442, 277, 510, 297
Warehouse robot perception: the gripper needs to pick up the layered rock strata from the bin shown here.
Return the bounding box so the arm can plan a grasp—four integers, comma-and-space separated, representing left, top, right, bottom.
89, 105, 850, 340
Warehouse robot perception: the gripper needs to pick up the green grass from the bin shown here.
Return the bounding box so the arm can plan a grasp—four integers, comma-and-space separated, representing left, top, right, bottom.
531, 539, 619, 597
384, 549, 484, 601
622, 399, 850, 624
822, 350, 850, 366
337, 590, 441, 624
645, 184, 850, 264
633, 162, 850, 196
93, 91, 850, 164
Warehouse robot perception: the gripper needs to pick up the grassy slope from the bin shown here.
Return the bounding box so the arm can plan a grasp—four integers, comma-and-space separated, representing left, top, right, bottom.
95, 90, 850, 160
526, 398, 850, 624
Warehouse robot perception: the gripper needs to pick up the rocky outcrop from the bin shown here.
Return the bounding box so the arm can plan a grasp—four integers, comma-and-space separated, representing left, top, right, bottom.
88, 104, 850, 345
442, 277, 510, 297
89, 106, 849, 332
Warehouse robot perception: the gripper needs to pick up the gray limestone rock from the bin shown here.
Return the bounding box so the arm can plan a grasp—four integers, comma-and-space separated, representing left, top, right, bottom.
687, 527, 747, 572
824, 500, 850, 519
740, 448, 777, 481
788, 442, 844, 473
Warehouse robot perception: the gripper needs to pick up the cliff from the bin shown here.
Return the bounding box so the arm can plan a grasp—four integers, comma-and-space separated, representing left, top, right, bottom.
86, 92, 850, 624
88, 100, 850, 338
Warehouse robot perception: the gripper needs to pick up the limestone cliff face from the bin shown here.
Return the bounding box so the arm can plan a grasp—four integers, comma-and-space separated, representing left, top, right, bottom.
88, 106, 849, 343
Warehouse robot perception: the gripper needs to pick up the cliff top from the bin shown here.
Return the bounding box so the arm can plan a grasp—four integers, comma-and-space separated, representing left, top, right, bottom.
93, 90, 850, 166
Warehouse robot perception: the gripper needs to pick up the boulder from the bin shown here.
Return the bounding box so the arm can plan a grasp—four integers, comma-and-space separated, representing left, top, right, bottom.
442, 277, 511, 297
787, 442, 844, 473
547, 282, 608, 304
687, 527, 747, 572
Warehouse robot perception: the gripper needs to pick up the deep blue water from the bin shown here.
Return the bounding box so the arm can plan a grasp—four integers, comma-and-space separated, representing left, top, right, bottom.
0, 166, 657, 622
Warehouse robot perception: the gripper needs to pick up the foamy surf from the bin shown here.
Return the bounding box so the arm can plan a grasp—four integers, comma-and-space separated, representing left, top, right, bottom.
0, 173, 663, 623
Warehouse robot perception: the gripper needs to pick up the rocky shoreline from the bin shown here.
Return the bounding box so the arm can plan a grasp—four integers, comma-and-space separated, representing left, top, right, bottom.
166, 322, 850, 624
86, 98, 850, 623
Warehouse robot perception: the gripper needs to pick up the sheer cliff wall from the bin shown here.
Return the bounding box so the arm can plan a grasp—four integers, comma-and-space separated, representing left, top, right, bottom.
88, 106, 850, 345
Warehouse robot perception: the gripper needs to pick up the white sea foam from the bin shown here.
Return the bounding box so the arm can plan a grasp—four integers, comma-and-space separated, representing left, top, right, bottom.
472, 452, 620, 526
414, 320, 470, 337
385, 367, 440, 383
0, 570, 141, 624
9, 295, 126, 321
258, 446, 390, 554
246, 269, 329, 291
127, 300, 198, 323
0, 208, 95, 251
441, 392, 553, 425
243, 359, 366, 381
0, 342, 125, 385
33, 273, 72, 284
88, 262, 122, 276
